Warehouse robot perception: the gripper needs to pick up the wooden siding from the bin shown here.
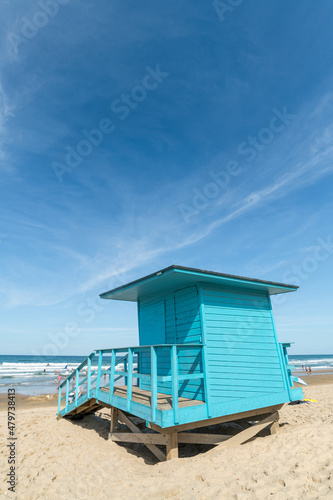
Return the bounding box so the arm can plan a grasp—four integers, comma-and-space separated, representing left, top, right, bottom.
174, 288, 204, 400
202, 284, 286, 403
138, 287, 204, 400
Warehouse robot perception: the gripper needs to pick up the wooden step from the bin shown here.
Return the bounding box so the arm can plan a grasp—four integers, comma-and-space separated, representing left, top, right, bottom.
64, 399, 104, 417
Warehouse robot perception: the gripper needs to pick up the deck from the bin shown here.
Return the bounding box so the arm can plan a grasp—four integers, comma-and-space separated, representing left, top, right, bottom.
58, 383, 206, 427
101, 386, 205, 411
56, 344, 302, 460
57, 344, 302, 428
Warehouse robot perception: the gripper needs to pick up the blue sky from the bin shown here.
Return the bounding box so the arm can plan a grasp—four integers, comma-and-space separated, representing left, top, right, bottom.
1, 0, 332, 355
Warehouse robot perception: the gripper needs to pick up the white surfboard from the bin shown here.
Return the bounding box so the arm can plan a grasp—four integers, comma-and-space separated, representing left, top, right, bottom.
294, 376, 308, 386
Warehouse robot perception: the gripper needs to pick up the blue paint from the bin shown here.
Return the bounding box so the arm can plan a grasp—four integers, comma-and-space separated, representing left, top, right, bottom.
109, 349, 116, 405
58, 266, 303, 428
151, 346, 157, 423
171, 344, 179, 424
127, 348, 133, 412
87, 357, 91, 398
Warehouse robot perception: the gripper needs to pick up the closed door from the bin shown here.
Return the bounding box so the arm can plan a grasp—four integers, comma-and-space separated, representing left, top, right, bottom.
139, 300, 166, 345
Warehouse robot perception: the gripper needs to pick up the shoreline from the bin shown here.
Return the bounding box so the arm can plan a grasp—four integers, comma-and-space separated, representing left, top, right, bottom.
293, 368, 333, 375
0, 392, 58, 411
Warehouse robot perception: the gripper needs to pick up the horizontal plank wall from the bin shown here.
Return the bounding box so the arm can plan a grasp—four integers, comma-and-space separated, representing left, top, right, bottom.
201, 284, 286, 405
138, 286, 204, 400
174, 287, 204, 401
139, 297, 170, 394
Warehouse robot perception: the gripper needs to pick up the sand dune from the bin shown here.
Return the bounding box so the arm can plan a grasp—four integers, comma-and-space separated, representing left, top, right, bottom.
1, 383, 332, 499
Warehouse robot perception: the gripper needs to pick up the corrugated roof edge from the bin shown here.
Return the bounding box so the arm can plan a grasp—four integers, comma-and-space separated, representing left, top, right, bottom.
99, 265, 299, 298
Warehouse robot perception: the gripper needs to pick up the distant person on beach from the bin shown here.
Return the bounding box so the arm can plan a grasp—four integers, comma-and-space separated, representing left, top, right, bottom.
58, 375, 62, 385
305, 367, 308, 374
309, 366, 312, 375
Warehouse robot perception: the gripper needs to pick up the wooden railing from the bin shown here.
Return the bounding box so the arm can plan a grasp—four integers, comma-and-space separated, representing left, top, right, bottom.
58, 344, 204, 424
279, 342, 296, 398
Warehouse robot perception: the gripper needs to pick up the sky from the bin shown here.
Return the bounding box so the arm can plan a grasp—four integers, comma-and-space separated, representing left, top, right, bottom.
0, 0, 332, 356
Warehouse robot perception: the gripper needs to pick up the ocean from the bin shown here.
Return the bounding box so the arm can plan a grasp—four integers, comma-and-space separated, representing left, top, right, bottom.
0, 354, 127, 396
0, 353, 332, 396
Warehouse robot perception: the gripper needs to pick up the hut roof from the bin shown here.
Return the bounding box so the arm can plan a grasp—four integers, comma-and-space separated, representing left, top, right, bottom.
99, 265, 298, 302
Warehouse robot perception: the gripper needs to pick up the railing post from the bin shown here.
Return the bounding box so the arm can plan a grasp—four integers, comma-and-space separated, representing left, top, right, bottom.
87, 356, 91, 398
127, 348, 133, 412
171, 345, 179, 425
65, 378, 69, 413
151, 346, 157, 423
96, 350, 103, 400
58, 385, 61, 414
75, 368, 79, 406
124, 356, 128, 386
109, 349, 116, 405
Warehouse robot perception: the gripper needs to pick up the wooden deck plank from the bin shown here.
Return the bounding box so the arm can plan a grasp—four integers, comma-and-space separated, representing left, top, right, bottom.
100, 386, 204, 411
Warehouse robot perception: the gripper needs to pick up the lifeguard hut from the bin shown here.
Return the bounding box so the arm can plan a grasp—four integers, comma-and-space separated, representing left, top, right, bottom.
57, 266, 303, 460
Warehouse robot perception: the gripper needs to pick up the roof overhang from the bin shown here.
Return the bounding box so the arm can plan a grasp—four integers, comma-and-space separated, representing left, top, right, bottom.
99, 265, 298, 302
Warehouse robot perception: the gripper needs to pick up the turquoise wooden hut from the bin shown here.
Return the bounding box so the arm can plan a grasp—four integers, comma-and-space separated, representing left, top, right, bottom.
57, 266, 303, 460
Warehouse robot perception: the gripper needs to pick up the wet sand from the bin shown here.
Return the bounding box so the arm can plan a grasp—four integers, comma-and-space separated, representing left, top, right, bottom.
0, 392, 58, 411
293, 372, 333, 386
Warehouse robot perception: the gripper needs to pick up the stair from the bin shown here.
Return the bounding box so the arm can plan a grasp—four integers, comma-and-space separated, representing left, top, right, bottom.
58, 397, 104, 419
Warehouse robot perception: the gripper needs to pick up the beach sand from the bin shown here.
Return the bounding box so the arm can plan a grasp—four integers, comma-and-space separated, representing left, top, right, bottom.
1, 379, 332, 499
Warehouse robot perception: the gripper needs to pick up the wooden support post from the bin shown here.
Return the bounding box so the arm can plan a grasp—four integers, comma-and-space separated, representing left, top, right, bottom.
269, 419, 279, 435
108, 406, 119, 440
117, 410, 166, 462
166, 432, 178, 460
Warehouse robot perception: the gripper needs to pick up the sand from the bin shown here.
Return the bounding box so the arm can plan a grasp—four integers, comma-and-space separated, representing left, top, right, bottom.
0, 381, 332, 500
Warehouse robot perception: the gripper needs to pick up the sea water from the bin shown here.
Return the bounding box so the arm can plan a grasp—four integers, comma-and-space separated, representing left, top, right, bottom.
289, 354, 333, 371
0, 353, 332, 396
0, 354, 134, 396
